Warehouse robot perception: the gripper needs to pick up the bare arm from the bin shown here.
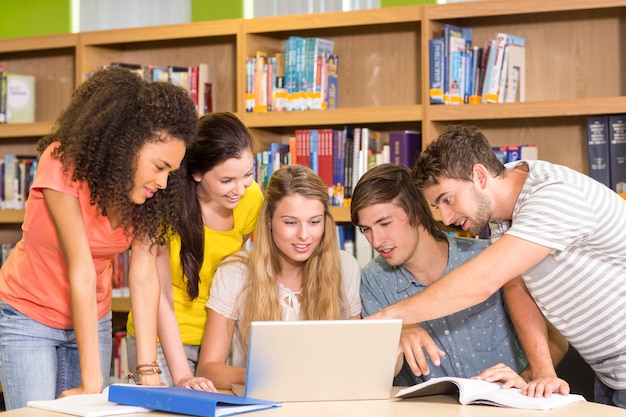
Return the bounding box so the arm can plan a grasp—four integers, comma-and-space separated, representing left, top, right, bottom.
128, 238, 162, 386
195, 309, 245, 390
502, 276, 569, 397
369, 235, 553, 324
155, 243, 215, 391
44, 189, 103, 397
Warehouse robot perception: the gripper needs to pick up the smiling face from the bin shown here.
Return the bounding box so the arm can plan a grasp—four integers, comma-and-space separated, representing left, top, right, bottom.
194, 148, 255, 210
422, 177, 492, 237
270, 194, 326, 268
356, 201, 420, 267
130, 134, 187, 205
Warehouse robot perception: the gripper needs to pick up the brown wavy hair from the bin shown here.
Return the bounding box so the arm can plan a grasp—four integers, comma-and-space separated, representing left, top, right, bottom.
37, 66, 198, 244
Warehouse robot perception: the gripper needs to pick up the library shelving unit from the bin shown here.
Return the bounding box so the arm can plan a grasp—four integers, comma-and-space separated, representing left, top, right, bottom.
0, 33, 78, 243
78, 19, 242, 114
421, 0, 626, 174
240, 5, 424, 223
1, 0, 625, 305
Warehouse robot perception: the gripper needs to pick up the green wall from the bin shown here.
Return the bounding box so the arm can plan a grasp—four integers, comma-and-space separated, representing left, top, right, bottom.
0, 1, 434, 39
0, 0, 71, 39
191, 0, 243, 21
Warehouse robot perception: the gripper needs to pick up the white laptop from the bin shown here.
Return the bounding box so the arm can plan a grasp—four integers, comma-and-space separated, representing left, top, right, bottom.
233, 319, 402, 402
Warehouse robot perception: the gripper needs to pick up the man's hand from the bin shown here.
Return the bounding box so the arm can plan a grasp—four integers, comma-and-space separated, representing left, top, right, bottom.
399, 324, 445, 377
473, 363, 526, 389
518, 370, 570, 398
475, 363, 570, 397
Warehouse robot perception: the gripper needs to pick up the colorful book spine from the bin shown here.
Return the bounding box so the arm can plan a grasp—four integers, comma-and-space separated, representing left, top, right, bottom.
429, 38, 445, 104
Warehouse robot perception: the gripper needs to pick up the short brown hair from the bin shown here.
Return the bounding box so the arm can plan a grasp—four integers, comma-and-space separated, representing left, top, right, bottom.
350, 163, 441, 237
412, 124, 505, 189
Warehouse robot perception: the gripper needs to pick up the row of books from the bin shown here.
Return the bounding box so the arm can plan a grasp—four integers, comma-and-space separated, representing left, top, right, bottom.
0, 64, 36, 124
96, 62, 217, 116
587, 114, 626, 194
254, 128, 421, 207
1, 154, 38, 210
245, 36, 339, 112
111, 250, 130, 298
0, 242, 15, 267
492, 144, 538, 164
429, 25, 525, 105
110, 330, 130, 383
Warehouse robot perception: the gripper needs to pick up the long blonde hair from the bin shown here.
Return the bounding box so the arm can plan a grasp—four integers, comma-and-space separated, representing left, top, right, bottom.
237, 165, 349, 350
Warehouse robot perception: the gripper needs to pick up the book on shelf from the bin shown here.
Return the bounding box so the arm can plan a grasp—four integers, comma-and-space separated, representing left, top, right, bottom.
389, 131, 421, 168
587, 115, 611, 188
443, 24, 472, 105
108, 384, 281, 417
198, 63, 217, 114
3, 73, 36, 123
484, 33, 525, 104
502, 44, 525, 103
168, 65, 190, 93
608, 114, 626, 194
2, 154, 38, 209
429, 38, 445, 104
273, 52, 287, 111
395, 376, 585, 411
326, 54, 339, 110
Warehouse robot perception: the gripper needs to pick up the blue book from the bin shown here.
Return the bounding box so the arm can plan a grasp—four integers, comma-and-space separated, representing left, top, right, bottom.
429, 38, 444, 104
108, 384, 281, 417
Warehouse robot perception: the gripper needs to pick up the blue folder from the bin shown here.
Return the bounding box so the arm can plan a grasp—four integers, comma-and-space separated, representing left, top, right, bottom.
108, 384, 281, 417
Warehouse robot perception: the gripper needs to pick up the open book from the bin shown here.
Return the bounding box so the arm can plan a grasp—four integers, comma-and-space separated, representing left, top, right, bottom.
395, 377, 585, 411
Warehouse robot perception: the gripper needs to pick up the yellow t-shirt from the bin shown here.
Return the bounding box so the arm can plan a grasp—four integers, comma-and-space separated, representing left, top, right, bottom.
127, 180, 263, 344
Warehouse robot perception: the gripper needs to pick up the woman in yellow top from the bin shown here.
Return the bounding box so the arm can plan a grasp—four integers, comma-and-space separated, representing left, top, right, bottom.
126, 112, 263, 390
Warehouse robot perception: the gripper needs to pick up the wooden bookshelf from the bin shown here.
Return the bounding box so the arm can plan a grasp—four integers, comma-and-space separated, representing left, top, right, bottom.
1, 0, 623, 227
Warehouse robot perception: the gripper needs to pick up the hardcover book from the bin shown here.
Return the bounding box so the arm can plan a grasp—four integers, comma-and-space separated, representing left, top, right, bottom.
389, 131, 421, 168
429, 38, 445, 104
395, 377, 585, 411
587, 115, 611, 188
5, 73, 35, 123
108, 384, 281, 417
608, 114, 626, 193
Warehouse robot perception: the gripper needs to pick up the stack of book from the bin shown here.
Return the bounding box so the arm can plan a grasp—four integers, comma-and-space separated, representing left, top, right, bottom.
245, 37, 339, 112
89, 62, 217, 116
429, 25, 525, 105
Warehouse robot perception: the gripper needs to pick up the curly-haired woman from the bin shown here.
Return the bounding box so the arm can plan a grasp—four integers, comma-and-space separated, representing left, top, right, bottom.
0, 66, 198, 409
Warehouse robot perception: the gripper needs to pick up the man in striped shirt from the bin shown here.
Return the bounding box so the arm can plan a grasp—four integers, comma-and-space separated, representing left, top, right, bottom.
370, 124, 626, 409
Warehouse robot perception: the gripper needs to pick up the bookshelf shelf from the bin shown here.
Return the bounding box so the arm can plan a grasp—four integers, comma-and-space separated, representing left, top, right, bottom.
112, 297, 131, 313
428, 97, 626, 121
0, 0, 621, 238
0, 210, 26, 224
243, 105, 422, 128
0, 121, 54, 139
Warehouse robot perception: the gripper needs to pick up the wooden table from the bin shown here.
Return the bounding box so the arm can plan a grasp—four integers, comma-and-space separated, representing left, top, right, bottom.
4, 393, 626, 417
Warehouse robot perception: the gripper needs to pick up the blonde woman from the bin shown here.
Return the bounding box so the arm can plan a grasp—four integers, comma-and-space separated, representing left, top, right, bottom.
196, 165, 361, 389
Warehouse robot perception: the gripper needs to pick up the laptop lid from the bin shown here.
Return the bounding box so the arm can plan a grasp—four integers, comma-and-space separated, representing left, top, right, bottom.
241, 319, 402, 402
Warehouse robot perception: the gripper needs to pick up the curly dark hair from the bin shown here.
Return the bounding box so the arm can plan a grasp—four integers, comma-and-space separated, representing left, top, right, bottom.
37, 66, 198, 244
412, 124, 505, 189
178, 112, 255, 299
